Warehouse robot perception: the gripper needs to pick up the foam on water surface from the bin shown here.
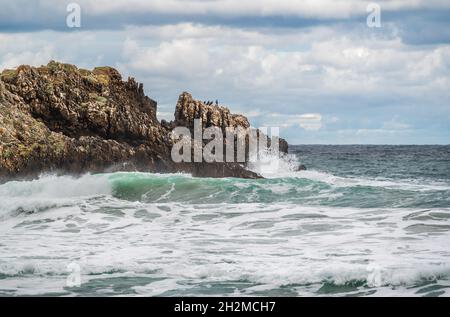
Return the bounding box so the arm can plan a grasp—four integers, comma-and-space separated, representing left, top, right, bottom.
1, 145, 450, 296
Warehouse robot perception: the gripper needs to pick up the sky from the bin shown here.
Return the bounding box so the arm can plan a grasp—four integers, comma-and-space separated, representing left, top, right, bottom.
0, 0, 449, 144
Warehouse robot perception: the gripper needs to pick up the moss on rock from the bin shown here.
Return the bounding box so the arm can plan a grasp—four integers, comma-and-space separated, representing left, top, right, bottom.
1, 69, 18, 82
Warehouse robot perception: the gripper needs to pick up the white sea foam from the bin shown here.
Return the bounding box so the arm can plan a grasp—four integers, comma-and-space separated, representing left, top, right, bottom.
295, 169, 450, 191
0, 186, 449, 296
247, 151, 300, 178
0, 174, 113, 218
0, 170, 449, 296
246, 149, 450, 192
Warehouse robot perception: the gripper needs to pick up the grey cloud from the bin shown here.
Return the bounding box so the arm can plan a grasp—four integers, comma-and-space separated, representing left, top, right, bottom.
1, 1, 449, 144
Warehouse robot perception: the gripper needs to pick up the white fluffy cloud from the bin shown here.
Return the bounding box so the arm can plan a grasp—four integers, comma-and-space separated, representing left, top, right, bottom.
119, 23, 450, 100
1, 2, 449, 144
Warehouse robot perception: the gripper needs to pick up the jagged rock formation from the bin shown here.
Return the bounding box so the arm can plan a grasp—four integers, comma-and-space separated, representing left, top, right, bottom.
175, 92, 250, 131
0, 61, 172, 180
0, 61, 287, 181
172, 92, 288, 177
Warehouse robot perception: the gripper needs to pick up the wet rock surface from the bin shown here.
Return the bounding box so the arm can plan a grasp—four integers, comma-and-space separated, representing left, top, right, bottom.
0, 61, 288, 181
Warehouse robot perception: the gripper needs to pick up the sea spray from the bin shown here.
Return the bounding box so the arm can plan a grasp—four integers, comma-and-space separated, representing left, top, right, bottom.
0, 145, 449, 296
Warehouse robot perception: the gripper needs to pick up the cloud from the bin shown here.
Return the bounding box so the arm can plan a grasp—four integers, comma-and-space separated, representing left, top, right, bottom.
1, 1, 449, 144
1, 0, 450, 40
298, 113, 323, 130
0, 47, 54, 70
382, 118, 411, 130
19, 0, 450, 19
117, 23, 450, 102
259, 113, 323, 131
123, 37, 212, 79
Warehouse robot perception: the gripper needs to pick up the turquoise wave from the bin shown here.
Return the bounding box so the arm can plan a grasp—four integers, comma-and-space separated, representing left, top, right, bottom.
108, 172, 450, 208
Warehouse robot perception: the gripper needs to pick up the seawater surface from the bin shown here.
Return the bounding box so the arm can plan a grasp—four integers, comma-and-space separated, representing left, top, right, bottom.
0, 145, 449, 296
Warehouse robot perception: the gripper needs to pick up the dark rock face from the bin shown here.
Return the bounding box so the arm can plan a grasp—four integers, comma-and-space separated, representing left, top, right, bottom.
0, 61, 172, 180
0, 61, 289, 181
191, 162, 263, 179
279, 138, 289, 155
297, 164, 307, 171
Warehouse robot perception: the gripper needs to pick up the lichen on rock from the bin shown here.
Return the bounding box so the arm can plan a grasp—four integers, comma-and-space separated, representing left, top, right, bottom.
0, 61, 288, 181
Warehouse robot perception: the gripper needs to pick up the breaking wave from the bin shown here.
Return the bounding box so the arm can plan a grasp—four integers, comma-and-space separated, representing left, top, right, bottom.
1, 145, 449, 296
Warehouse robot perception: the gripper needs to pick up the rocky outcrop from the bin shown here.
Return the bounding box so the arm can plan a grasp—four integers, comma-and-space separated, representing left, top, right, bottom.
0, 61, 288, 181
0, 62, 172, 180
175, 92, 250, 131
174, 92, 288, 157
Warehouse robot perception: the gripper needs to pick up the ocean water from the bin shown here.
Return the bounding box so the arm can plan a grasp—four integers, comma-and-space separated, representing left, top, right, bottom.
0, 145, 449, 297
